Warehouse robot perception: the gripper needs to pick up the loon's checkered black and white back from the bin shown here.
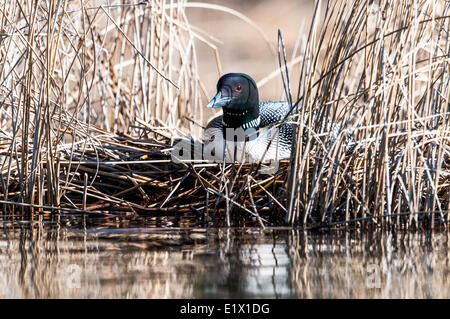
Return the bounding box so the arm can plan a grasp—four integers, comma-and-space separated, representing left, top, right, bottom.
259, 101, 352, 148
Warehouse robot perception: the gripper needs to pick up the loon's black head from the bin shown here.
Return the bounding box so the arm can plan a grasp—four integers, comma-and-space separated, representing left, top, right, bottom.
207, 73, 260, 130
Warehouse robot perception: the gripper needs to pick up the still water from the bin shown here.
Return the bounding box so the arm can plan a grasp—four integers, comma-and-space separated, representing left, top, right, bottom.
0, 215, 448, 298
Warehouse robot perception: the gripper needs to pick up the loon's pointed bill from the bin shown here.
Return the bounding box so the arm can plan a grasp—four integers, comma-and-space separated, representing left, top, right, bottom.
207, 91, 230, 108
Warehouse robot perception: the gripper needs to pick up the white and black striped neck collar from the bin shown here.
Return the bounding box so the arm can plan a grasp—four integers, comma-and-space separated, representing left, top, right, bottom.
222, 116, 260, 142
222, 116, 260, 129
241, 116, 260, 130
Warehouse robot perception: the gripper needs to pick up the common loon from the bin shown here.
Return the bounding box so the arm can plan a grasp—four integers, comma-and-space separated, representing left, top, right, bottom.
203, 73, 294, 163
169, 73, 354, 164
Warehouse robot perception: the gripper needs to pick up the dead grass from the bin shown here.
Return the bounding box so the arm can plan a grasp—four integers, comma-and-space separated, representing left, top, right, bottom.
0, 0, 448, 230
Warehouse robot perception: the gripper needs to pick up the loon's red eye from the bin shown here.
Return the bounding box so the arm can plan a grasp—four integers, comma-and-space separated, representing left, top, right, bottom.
236, 85, 241, 92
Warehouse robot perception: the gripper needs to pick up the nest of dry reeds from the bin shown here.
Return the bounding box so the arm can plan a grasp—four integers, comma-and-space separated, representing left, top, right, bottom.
0, 0, 448, 230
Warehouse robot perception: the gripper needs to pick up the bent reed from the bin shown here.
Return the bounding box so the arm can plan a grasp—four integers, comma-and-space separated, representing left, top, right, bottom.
0, 0, 448, 230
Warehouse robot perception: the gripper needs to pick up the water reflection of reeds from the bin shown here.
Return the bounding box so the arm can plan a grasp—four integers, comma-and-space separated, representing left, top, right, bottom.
287, 230, 450, 298
1, 221, 448, 298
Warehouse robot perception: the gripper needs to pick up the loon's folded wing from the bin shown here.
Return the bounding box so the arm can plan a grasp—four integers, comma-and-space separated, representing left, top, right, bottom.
258, 101, 292, 127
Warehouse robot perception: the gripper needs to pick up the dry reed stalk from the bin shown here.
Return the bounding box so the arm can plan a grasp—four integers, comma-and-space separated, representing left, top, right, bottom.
0, 0, 205, 213
0, 0, 448, 230
285, 0, 449, 229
